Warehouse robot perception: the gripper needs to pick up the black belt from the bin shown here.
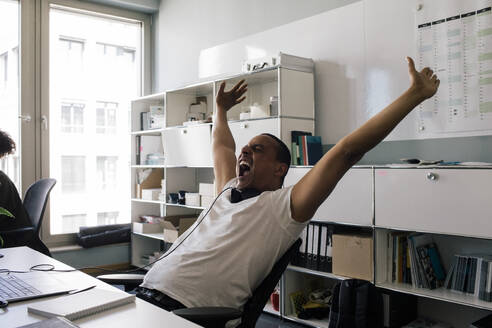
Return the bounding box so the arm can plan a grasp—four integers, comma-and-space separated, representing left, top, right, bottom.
136, 287, 186, 311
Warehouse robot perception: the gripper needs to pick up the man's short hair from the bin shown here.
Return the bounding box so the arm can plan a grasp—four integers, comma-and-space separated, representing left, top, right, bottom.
0, 130, 15, 158
261, 133, 291, 183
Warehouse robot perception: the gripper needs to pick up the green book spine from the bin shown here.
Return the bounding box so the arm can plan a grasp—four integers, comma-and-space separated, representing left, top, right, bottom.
291, 142, 298, 165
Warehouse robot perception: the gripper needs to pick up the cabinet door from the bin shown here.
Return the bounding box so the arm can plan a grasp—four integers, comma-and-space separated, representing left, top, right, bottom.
229, 118, 279, 157
285, 167, 373, 226
375, 169, 492, 238
164, 125, 212, 167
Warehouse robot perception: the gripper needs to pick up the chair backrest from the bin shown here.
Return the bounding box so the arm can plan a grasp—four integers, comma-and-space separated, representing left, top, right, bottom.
23, 178, 56, 235
240, 238, 302, 328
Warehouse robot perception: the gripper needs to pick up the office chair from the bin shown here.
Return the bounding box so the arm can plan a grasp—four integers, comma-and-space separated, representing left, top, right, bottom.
98, 238, 301, 328
0, 178, 56, 256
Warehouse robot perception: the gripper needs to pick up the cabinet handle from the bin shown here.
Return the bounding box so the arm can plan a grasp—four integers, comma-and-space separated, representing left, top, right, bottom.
181, 129, 187, 134
240, 123, 248, 129
426, 172, 438, 181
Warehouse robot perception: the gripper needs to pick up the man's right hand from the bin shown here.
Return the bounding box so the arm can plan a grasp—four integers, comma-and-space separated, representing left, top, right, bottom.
216, 80, 248, 111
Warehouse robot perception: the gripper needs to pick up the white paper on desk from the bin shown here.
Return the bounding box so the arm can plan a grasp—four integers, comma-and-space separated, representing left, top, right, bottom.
28, 288, 135, 321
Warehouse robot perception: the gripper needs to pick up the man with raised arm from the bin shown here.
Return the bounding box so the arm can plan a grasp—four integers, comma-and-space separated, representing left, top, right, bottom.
138, 57, 439, 314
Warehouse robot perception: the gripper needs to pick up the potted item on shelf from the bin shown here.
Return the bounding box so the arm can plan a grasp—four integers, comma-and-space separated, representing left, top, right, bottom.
167, 193, 178, 204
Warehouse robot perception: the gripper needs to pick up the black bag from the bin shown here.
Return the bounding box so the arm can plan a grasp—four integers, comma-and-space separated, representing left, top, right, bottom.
76, 224, 131, 248
328, 279, 383, 328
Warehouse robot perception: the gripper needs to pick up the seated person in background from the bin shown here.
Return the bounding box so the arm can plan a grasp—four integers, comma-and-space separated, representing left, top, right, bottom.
137, 57, 440, 314
0, 130, 31, 235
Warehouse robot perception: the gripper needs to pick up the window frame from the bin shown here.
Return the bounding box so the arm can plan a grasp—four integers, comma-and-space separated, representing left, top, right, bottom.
38, 0, 151, 246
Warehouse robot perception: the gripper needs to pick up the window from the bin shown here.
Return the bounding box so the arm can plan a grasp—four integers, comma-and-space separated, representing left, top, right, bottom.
96, 101, 117, 134
61, 102, 84, 133
59, 37, 84, 74
97, 42, 135, 63
62, 214, 87, 233
0, 52, 7, 89
97, 211, 119, 225
61, 156, 85, 192
96, 156, 117, 190
45, 3, 147, 242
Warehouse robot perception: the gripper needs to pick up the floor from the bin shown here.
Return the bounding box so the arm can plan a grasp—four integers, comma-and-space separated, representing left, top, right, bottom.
256, 313, 310, 328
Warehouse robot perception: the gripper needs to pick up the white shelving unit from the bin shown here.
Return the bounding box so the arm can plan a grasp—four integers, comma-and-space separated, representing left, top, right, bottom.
277, 166, 492, 327
129, 57, 315, 273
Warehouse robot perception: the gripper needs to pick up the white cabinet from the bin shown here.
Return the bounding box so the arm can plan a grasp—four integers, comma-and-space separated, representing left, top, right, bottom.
164, 125, 212, 167
284, 167, 373, 226
375, 168, 492, 239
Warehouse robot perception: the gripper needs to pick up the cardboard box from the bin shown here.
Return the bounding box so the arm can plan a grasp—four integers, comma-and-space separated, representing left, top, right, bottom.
162, 216, 197, 243
136, 169, 163, 199
142, 188, 161, 201
133, 222, 163, 234
199, 183, 215, 196
332, 234, 373, 281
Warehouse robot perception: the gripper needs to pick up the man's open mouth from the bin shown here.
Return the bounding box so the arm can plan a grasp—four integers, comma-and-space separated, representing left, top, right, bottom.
239, 161, 251, 177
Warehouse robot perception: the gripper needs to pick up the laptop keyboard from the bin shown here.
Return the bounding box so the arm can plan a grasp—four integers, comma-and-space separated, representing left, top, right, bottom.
0, 274, 42, 300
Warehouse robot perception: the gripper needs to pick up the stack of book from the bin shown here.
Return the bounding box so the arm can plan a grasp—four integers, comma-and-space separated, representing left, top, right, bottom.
388, 233, 445, 290
290, 131, 323, 166
445, 254, 492, 302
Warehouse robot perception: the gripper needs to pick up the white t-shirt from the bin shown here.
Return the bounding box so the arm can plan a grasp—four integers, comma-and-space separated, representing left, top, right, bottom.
141, 178, 307, 310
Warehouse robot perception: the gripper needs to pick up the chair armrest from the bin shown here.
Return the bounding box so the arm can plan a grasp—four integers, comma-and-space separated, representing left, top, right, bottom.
97, 273, 145, 285
173, 307, 242, 328
0, 227, 36, 247
1, 226, 35, 236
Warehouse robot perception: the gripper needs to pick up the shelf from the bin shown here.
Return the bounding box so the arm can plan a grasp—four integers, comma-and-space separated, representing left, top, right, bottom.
131, 165, 166, 168
287, 265, 348, 280
165, 165, 213, 169
377, 281, 492, 311
131, 198, 165, 205
132, 231, 165, 241
284, 314, 328, 328
131, 128, 164, 135
263, 300, 280, 317
165, 203, 205, 210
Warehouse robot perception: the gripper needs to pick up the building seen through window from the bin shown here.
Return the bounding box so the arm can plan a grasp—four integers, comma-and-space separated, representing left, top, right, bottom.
62, 213, 87, 234
49, 8, 139, 234
61, 102, 85, 133
96, 101, 117, 134
97, 211, 119, 226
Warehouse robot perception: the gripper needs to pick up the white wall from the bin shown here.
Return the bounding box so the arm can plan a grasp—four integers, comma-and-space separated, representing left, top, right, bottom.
153, 0, 358, 92
152, 0, 420, 143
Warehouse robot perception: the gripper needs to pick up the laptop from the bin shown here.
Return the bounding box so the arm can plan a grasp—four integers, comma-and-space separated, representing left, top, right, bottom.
0, 271, 76, 305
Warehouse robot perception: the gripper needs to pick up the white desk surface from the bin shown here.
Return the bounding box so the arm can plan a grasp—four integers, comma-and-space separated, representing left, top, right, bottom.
0, 247, 200, 328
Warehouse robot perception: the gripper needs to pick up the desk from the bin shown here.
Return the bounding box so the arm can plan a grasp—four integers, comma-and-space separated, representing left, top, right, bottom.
1, 247, 199, 328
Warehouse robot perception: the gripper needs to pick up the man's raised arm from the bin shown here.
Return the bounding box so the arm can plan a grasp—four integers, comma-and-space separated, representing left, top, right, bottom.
213, 80, 248, 193
291, 57, 440, 222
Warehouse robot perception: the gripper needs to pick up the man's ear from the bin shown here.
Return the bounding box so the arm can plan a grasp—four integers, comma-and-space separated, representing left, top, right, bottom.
274, 163, 289, 178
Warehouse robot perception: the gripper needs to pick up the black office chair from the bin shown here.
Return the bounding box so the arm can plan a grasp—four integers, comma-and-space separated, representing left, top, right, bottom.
98, 238, 302, 328
1, 178, 56, 256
